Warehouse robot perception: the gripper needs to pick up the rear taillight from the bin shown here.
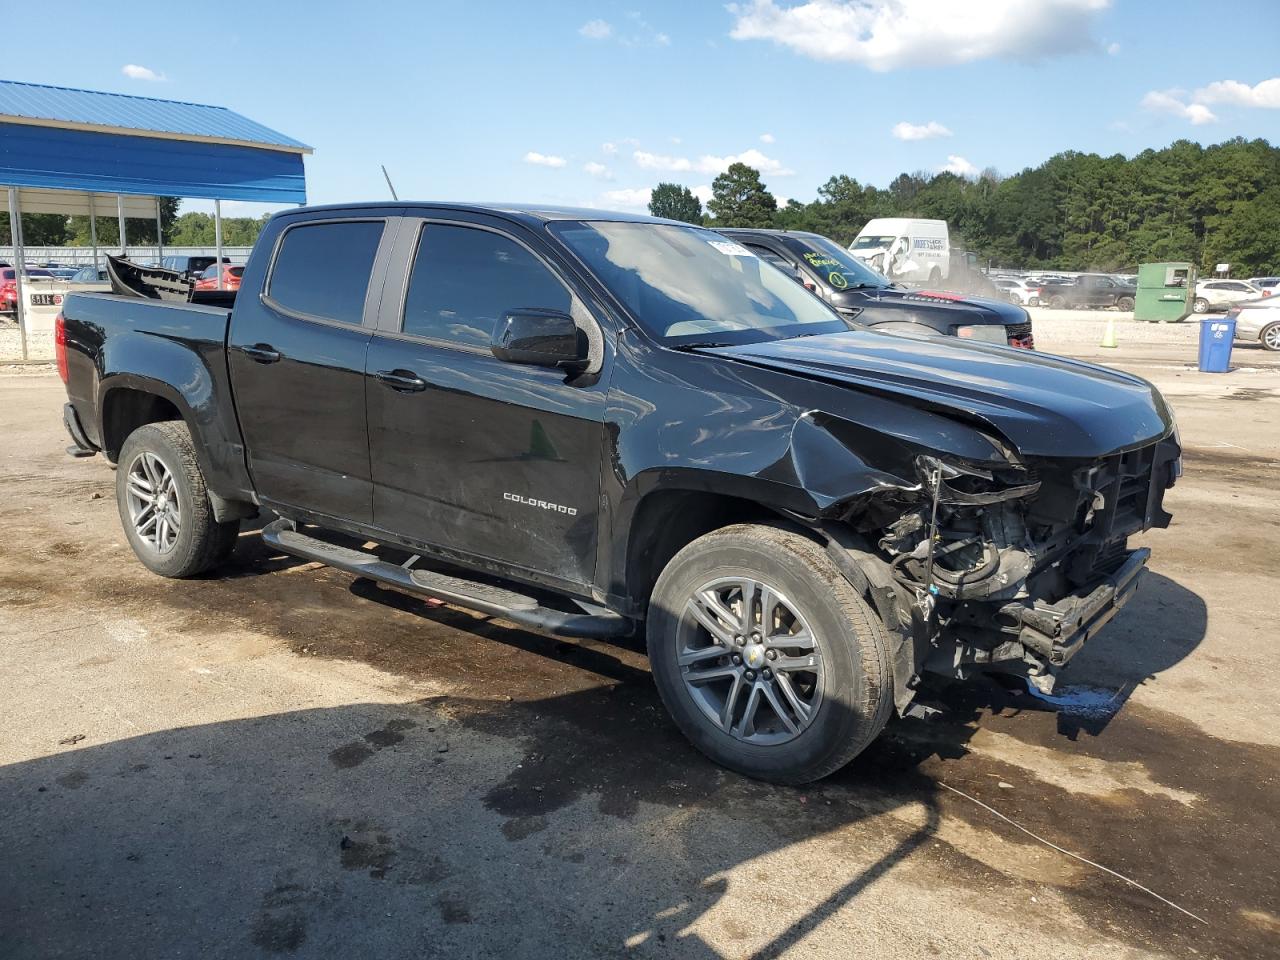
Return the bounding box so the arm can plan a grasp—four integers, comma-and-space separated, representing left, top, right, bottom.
55, 312, 68, 383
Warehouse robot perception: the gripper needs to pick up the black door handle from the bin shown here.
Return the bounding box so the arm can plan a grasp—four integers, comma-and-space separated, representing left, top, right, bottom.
374, 369, 427, 393
243, 343, 282, 364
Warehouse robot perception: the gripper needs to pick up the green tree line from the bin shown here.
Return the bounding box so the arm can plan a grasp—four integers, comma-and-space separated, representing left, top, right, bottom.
653, 137, 1280, 276
0, 202, 269, 248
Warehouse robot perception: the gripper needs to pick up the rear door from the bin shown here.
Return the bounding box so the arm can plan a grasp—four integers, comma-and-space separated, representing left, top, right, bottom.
228, 213, 400, 524
364, 213, 610, 589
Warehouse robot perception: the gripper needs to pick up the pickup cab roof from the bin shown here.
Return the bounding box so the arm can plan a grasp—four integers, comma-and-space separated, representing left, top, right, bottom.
276, 201, 679, 229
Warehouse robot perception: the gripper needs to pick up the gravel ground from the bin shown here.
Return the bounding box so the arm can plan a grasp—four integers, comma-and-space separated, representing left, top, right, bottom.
1, 350, 1278, 958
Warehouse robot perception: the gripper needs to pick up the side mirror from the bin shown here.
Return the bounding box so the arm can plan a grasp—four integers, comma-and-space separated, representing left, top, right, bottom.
491, 309, 587, 371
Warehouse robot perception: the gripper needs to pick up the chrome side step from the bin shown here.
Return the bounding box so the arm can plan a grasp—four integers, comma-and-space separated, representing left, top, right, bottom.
261, 519, 631, 639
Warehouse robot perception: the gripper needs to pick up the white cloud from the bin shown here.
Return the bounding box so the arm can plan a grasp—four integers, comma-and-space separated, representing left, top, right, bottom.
892, 120, 952, 141
728, 0, 1109, 71
584, 161, 613, 180
760, 132, 776, 143
583, 12, 670, 47
634, 150, 693, 172
939, 155, 978, 176
601, 187, 653, 211
602, 142, 618, 154
121, 63, 165, 81
1194, 77, 1280, 109
695, 148, 795, 176
579, 19, 612, 40
1106, 41, 1121, 55
523, 151, 567, 168
1140, 89, 1217, 125
692, 185, 714, 205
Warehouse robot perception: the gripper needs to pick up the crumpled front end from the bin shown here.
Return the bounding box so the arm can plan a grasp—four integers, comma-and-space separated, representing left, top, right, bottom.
857, 435, 1181, 695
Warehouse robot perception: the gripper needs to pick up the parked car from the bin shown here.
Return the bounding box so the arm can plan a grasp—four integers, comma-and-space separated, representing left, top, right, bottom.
719, 228, 1034, 347
69, 266, 109, 283
1, 267, 55, 313
1193, 279, 1262, 314
160, 255, 229, 283
193, 263, 244, 292
58, 203, 1179, 784
1038, 274, 1136, 311
990, 277, 1039, 305
847, 218, 949, 284
1227, 297, 1280, 351
1245, 277, 1279, 297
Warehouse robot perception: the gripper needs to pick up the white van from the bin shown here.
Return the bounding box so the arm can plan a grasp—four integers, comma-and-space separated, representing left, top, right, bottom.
848, 218, 950, 284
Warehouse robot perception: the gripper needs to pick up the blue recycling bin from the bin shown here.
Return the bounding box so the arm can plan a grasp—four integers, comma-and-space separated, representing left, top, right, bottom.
1198, 318, 1235, 372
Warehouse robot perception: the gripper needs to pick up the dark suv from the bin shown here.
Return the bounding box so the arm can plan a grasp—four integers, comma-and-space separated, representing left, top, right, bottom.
719, 229, 1034, 348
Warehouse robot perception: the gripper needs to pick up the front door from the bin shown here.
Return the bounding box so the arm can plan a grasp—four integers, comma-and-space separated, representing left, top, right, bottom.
365, 216, 609, 588
228, 215, 396, 524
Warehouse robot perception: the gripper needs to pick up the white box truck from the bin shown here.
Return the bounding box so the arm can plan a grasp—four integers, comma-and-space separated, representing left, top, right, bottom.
848, 218, 950, 284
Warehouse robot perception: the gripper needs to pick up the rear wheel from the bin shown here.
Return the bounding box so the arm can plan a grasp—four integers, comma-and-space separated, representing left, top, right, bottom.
116, 421, 239, 578
928, 267, 942, 285
647, 524, 892, 784
1193, 297, 1209, 314
1262, 322, 1280, 352
1048, 294, 1066, 309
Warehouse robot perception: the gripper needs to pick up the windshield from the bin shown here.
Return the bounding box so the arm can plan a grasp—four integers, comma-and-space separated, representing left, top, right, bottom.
851, 234, 896, 250
550, 221, 852, 346
792, 236, 889, 291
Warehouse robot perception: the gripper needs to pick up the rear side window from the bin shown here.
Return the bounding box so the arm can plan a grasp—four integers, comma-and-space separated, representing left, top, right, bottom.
401, 224, 571, 348
269, 220, 384, 325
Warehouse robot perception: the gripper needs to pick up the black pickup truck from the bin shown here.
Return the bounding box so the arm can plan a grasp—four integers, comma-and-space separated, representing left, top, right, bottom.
1039, 274, 1136, 311
58, 203, 1180, 784
719, 228, 1035, 348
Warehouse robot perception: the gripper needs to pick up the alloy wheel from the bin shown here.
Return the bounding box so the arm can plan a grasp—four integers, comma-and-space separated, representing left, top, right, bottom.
1263, 324, 1280, 351
125, 451, 182, 553
676, 576, 824, 745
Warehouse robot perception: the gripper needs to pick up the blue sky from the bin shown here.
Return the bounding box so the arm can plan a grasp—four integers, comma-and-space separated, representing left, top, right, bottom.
5, 1, 1280, 217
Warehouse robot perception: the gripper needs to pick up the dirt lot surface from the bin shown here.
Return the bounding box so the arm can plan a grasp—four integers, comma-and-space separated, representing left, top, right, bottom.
2, 338, 1278, 959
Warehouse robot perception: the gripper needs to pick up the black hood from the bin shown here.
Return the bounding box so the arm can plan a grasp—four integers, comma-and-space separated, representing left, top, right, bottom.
832, 287, 1027, 327
706, 330, 1172, 459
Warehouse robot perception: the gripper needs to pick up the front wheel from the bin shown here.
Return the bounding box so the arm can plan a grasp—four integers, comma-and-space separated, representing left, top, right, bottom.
1116, 295, 1135, 311
1193, 297, 1209, 314
116, 421, 239, 578
647, 524, 893, 784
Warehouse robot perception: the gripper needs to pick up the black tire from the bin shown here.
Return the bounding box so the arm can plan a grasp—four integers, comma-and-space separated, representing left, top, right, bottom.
1193, 297, 1209, 314
1261, 322, 1280, 352
1048, 294, 1066, 309
647, 524, 893, 784
928, 267, 942, 285
1116, 295, 1135, 311
115, 421, 239, 578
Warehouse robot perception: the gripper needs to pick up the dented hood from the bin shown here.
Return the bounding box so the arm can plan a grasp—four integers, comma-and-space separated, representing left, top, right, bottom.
706, 330, 1173, 459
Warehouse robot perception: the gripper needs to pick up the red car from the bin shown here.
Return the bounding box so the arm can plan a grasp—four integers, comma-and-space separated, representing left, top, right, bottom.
1, 267, 55, 312
193, 263, 243, 292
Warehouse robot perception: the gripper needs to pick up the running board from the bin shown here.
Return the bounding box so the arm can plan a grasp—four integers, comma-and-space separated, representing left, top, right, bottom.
261, 519, 631, 639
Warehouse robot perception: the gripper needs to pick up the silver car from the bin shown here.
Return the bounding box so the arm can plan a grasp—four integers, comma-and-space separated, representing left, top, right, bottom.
1228, 298, 1280, 351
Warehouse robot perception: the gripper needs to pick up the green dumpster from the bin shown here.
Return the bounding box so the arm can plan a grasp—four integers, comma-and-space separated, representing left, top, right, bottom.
1134, 262, 1196, 323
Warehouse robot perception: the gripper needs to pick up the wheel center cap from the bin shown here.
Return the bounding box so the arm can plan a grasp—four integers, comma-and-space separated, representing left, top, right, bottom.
743, 644, 766, 669
156, 494, 168, 511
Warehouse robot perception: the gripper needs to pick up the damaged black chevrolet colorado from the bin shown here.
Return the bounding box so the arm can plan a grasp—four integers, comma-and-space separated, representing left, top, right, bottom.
58, 204, 1180, 784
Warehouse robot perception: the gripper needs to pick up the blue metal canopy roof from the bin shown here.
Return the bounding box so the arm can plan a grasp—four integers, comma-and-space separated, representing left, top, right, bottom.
0, 79, 309, 204
0, 80, 310, 151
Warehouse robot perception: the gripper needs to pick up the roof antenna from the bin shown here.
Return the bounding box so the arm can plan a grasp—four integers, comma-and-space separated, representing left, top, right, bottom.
381, 164, 399, 201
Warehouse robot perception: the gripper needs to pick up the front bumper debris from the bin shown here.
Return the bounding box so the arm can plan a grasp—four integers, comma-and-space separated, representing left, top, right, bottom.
998, 547, 1150, 668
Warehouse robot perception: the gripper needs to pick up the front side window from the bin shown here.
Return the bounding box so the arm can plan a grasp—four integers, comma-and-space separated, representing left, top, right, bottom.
789, 236, 889, 292
402, 224, 572, 348
268, 220, 384, 325
551, 221, 851, 346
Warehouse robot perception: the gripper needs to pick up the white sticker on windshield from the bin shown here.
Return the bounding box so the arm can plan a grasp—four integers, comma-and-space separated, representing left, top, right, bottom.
707, 240, 755, 257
